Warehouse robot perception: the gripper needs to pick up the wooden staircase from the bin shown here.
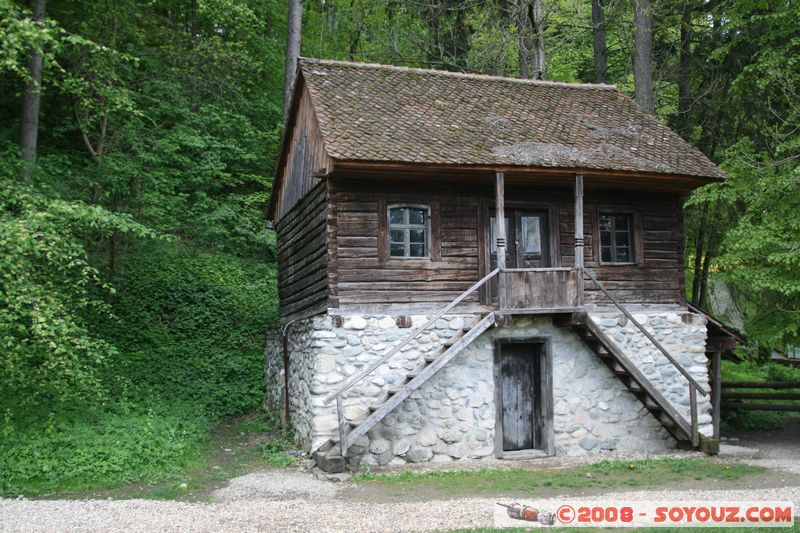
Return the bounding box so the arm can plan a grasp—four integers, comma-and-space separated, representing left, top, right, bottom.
554, 312, 697, 448
314, 312, 497, 472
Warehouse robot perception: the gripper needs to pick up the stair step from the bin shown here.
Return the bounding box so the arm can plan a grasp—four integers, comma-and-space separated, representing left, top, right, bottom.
425, 355, 439, 363
628, 380, 643, 392
611, 363, 627, 374
407, 362, 427, 380
659, 416, 677, 428
593, 347, 611, 358
644, 398, 662, 411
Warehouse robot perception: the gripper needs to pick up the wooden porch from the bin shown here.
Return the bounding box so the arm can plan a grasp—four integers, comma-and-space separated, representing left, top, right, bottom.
491, 171, 585, 315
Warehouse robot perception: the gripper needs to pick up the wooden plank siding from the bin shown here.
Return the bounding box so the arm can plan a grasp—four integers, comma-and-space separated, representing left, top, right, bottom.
277, 181, 329, 321
273, 79, 334, 222
327, 179, 686, 312
329, 181, 482, 310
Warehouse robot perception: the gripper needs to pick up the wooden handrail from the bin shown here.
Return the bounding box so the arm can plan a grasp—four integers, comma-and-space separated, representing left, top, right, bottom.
582, 267, 708, 397
323, 268, 501, 405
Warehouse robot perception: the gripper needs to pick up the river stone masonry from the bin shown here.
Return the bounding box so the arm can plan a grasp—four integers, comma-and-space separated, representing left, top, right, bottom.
264, 309, 710, 465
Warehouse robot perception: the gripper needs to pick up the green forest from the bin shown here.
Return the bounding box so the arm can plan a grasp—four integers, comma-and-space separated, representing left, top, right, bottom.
1, 0, 798, 495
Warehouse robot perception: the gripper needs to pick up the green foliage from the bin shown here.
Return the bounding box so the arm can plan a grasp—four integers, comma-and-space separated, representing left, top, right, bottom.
0, 159, 156, 413
352, 458, 763, 496
726, 410, 786, 431
1, 0, 283, 495
260, 432, 297, 467
0, 404, 210, 495
104, 243, 278, 419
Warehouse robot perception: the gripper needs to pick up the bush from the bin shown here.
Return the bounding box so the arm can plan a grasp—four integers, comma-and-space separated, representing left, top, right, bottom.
102, 242, 278, 419
1, 241, 279, 496
0, 403, 210, 495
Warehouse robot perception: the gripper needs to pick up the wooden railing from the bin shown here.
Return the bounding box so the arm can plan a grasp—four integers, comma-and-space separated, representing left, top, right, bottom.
583, 267, 708, 447
323, 268, 500, 456
499, 267, 582, 311
722, 381, 800, 412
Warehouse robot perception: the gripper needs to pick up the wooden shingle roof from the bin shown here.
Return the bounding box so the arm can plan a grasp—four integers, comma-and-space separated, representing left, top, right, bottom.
298, 58, 725, 180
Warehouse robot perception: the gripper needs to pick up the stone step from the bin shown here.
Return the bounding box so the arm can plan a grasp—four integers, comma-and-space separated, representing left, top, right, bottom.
313, 450, 346, 474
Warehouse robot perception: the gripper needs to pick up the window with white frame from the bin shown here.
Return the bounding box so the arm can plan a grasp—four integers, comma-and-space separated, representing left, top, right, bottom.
388, 205, 429, 258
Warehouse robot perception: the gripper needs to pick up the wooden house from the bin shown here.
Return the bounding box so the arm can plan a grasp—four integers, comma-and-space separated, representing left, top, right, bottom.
265, 59, 728, 473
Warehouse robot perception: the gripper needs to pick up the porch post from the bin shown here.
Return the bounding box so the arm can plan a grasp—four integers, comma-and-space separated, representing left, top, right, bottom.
495, 171, 507, 270
495, 171, 507, 308
574, 174, 585, 306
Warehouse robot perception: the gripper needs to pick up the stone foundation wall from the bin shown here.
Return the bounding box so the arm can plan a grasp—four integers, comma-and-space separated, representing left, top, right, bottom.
589, 310, 712, 437
264, 309, 710, 465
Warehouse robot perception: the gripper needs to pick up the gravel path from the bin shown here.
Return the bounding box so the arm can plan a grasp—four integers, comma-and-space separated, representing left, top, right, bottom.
3, 483, 799, 533
2, 448, 798, 532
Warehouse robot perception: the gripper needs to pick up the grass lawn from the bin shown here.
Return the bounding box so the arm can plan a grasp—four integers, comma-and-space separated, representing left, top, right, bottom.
38, 411, 299, 502
352, 458, 765, 499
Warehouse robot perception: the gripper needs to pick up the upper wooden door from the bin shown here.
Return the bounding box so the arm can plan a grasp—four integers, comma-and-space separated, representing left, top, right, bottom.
489, 210, 551, 269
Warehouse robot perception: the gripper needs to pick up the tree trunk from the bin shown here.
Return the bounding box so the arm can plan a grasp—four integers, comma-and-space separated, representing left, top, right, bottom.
690, 204, 707, 306
20, 0, 46, 179
676, 0, 693, 137
517, 0, 532, 78
698, 242, 714, 310
591, 0, 608, 83
282, 0, 302, 124
631, 0, 655, 113
530, 0, 546, 80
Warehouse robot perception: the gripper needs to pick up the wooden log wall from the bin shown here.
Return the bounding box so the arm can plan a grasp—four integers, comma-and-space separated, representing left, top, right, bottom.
277, 180, 329, 321
274, 79, 333, 222
326, 180, 686, 311
557, 198, 685, 305
328, 183, 482, 311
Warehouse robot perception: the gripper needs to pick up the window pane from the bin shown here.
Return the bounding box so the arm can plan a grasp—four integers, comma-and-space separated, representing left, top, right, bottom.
614, 215, 630, 230
599, 215, 612, 232
520, 217, 541, 254
390, 243, 405, 256
600, 230, 612, 248
601, 246, 613, 263
409, 243, 425, 257
409, 209, 426, 225
616, 247, 631, 262
615, 231, 631, 248
409, 229, 425, 243
389, 208, 404, 224
390, 229, 404, 243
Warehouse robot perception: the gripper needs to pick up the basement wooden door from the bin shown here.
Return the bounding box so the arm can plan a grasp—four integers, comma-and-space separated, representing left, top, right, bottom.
497, 342, 546, 452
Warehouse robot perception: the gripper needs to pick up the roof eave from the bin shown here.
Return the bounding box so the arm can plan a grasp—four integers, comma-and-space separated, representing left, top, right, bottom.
329, 158, 726, 184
